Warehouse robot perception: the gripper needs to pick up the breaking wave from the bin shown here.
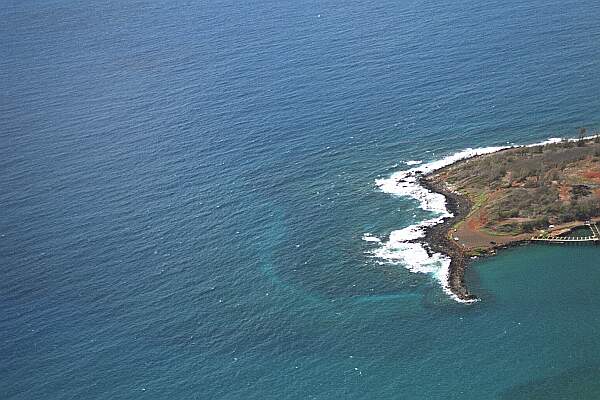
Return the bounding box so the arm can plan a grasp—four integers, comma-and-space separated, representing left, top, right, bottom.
365, 137, 580, 302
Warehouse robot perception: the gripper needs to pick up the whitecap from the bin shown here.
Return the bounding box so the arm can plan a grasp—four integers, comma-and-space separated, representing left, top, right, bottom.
405, 160, 423, 166
525, 137, 562, 147
362, 233, 381, 243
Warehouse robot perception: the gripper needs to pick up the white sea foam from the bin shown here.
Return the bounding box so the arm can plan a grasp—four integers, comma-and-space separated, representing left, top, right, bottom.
525, 135, 599, 147
405, 160, 423, 166
374, 146, 507, 216
369, 218, 443, 273
362, 233, 381, 243
368, 138, 581, 302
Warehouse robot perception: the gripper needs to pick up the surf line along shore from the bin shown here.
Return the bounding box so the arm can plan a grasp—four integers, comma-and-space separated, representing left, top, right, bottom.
418, 175, 600, 301
417, 176, 478, 301
375, 137, 600, 302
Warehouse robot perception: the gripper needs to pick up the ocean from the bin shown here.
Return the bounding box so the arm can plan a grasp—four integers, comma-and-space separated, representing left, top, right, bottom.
2, 0, 600, 398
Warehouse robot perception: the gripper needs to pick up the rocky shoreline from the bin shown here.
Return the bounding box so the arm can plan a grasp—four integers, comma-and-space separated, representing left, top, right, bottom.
417, 177, 477, 301
403, 138, 600, 302
418, 175, 537, 301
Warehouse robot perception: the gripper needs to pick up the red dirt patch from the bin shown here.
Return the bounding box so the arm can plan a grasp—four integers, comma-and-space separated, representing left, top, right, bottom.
467, 211, 487, 230
454, 219, 530, 250
583, 170, 600, 184
583, 170, 600, 179
467, 217, 479, 230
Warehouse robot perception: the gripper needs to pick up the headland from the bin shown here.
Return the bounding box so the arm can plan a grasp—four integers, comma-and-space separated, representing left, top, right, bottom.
421, 136, 600, 301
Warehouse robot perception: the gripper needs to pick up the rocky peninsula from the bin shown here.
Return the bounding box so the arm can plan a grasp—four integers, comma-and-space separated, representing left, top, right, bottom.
421, 137, 600, 301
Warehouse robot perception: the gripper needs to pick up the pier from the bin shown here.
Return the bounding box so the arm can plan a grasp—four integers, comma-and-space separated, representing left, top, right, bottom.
531, 223, 600, 244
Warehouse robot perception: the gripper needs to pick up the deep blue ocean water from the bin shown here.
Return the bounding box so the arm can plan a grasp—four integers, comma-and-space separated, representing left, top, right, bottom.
2, 0, 600, 398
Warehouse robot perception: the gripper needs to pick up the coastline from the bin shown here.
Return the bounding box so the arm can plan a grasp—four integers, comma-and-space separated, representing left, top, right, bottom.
418, 177, 478, 301
419, 169, 600, 301
418, 175, 530, 301
419, 174, 546, 301
374, 137, 600, 302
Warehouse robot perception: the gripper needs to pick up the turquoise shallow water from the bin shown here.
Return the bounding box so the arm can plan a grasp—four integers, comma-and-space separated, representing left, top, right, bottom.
2, 0, 600, 398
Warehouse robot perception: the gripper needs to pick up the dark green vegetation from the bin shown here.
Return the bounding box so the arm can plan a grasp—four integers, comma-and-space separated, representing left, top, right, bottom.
437, 137, 600, 234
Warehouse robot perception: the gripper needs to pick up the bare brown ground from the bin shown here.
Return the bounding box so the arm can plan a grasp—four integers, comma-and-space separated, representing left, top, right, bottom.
450, 191, 532, 251
452, 217, 530, 251
452, 216, 600, 252
583, 170, 600, 181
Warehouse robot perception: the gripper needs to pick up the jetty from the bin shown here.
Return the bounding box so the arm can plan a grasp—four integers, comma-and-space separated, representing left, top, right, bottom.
531, 223, 600, 244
